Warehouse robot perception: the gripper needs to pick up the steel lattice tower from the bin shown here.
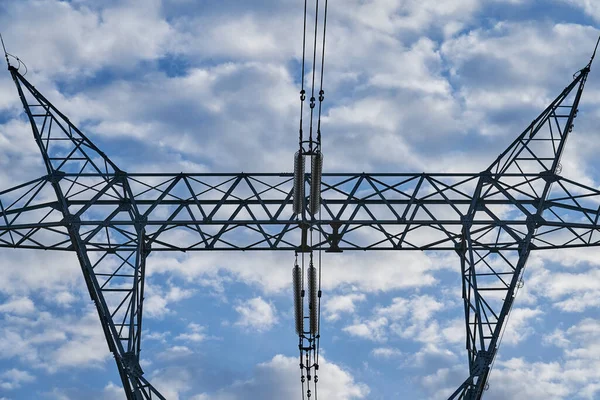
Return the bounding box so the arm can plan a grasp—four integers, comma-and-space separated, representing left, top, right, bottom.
2, 35, 600, 399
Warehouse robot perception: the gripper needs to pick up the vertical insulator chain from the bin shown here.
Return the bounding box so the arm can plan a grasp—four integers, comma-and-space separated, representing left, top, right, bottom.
293, 260, 304, 335
308, 261, 319, 334
294, 151, 306, 215
293, 1, 328, 399
309, 152, 322, 215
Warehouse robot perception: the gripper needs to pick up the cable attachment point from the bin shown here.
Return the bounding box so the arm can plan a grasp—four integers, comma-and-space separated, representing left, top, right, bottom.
0, 34, 27, 75
300, 89, 306, 101
318, 90, 324, 102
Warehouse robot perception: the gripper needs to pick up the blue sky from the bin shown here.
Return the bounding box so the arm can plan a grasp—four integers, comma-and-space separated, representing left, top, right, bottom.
0, 0, 600, 399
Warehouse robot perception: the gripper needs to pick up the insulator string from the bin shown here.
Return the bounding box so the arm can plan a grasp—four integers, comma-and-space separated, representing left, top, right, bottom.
295, 1, 328, 399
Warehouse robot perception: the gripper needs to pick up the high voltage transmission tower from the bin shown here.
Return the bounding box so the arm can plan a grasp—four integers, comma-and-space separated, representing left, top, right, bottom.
2, 6, 600, 400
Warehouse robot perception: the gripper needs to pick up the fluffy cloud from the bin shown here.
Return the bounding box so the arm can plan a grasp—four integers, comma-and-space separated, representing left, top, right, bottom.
0, 0, 173, 76
323, 293, 366, 321
0, 0, 600, 398
343, 316, 389, 342
192, 354, 369, 400
175, 323, 207, 343
422, 317, 600, 399
0, 368, 35, 390
144, 283, 195, 319
0, 307, 110, 372
371, 347, 402, 358
234, 297, 278, 332
500, 307, 543, 346
0, 297, 35, 315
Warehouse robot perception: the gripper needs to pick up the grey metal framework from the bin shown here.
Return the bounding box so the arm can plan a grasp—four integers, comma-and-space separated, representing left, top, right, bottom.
2, 49, 600, 399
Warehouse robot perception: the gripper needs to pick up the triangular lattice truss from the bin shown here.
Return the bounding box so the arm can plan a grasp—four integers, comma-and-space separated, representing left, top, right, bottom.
1, 56, 599, 399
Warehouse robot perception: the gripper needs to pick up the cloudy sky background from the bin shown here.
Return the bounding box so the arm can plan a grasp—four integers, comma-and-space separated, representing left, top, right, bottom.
0, 0, 600, 399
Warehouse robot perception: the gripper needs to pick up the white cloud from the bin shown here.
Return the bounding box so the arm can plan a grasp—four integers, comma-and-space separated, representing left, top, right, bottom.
192, 354, 369, 400
0, 0, 174, 76
343, 316, 388, 342
342, 294, 456, 347
49, 311, 111, 369
157, 345, 194, 362
523, 257, 600, 312
0, 0, 600, 398
0, 368, 35, 390
371, 347, 402, 358
175, 323, 207, 342
412, 343, 458, 367
148, 251, 441, 296
560, 0, 600, 21
501, 307, 543, 346
144, 283, 195, 319
145, 330, 171, 343
234, 297, 278, 332
103, 381, 124, 399
323, 293, 366, 321
0, 297, 35, 315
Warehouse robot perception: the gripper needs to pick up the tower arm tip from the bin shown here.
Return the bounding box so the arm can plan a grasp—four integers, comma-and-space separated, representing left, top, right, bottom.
585, 34, 600, 71
0, 33, 10, 69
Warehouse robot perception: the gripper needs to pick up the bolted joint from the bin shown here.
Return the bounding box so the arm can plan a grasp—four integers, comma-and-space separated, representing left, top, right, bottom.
297, 222, 311, 253
472, 349, 495, 376
539, 170, 560, 183
475, 199, 486, 212
143, 240, 152, 256
63, 213, 80, 226
325, 222, 343, 253
479, 170, 493, 183
119, 198, 132, 212
526, 214, 545, 232
121, 351, 144, 378
461, 215, 473, 229
48, 170, 66, 185
455, 240, 467, 256
114, 169, 128, 181
134, 215, 147, 229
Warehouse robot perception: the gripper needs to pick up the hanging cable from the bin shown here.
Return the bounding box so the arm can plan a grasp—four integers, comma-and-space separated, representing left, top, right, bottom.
298, 0, 308, 149
308, 0, 320, 150
315, 0, 328, 147
293, 1, 329, 399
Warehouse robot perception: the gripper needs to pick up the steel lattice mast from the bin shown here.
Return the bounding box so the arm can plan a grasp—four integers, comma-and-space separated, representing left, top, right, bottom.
2, 38, 600, 400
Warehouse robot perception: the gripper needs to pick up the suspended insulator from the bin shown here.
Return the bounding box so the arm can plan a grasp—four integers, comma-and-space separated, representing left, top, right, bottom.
309, 152, 323, 215
293, 151, 305, 215
308, 265, 318, 335
293, 264, 303, 335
